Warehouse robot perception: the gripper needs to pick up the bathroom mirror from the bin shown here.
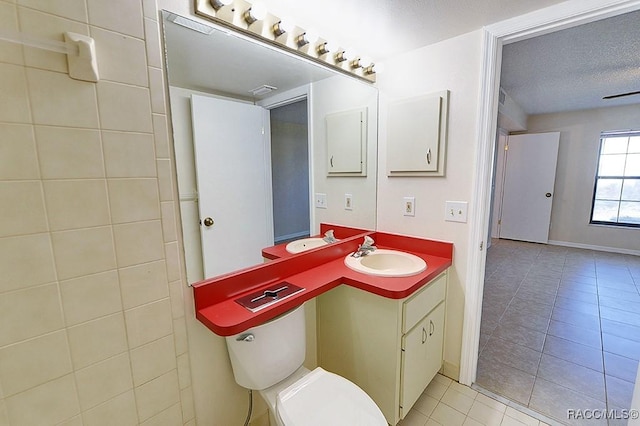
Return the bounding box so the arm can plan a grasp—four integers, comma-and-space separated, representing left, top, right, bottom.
161, 11, 378, 283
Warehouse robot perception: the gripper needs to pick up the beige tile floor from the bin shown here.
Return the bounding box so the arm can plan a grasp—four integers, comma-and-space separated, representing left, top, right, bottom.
399, 373, 553, 426
476, 239, 640, 425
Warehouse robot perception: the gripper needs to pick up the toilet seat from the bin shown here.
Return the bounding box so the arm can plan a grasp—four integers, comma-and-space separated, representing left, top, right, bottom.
276, 367, 387, 426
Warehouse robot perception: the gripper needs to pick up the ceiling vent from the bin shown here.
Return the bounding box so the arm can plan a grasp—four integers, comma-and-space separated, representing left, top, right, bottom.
250, 85, 277, 96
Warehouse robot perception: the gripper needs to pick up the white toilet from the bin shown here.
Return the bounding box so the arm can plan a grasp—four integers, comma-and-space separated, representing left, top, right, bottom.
226, 304, 387, 425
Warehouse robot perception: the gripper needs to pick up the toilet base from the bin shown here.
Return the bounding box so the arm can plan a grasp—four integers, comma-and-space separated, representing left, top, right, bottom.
258, 366, 310, 425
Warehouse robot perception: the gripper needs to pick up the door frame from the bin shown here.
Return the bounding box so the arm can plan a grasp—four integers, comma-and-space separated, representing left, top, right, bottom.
460, 0, 640, 385
258, 85, 315, 236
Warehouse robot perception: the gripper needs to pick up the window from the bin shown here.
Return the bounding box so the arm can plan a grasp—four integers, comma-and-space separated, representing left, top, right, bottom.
590, 131, 640, 227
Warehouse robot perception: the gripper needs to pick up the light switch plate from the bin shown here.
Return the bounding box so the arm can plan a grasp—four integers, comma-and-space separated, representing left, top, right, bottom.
445, 201, 468, 223
315, 193, 327, 209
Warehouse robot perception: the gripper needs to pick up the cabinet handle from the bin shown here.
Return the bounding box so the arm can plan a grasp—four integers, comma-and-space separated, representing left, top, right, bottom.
426, 148, 431, 164
330, 155, 334, 168
422, 327, 427, 344
429, 320, 435, 336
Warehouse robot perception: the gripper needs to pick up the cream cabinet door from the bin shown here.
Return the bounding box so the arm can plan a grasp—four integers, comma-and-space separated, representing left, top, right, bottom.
326, 108, 367, 175
425, 302, 446, 382
400, 317, 429, 418
399, 301, 446, 419
387, 90, 449, 176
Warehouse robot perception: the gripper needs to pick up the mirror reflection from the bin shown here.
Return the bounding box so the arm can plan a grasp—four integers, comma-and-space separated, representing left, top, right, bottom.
161, 11, 378, 283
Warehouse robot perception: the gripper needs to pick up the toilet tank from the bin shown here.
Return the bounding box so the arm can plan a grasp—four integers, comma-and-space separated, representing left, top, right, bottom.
226, 304, 306, 390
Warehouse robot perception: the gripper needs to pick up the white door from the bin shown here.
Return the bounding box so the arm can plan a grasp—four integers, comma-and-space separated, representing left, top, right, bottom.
191, 95, 273, 278
499, 132, 560, 244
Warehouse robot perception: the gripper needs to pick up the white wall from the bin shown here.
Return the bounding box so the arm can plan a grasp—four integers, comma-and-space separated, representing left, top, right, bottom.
376, 30, 484, 378
527, 104, 640, 253
311, 75, 379, 232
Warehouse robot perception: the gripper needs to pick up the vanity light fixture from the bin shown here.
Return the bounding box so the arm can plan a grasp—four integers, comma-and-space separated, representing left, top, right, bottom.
243, 3, 267, 25
316, 41, 331, 56
210, 0, 233, 11
195, 0, 376, 82
295, 33, 309, 47
363, 63, 376, 75
272, 19, 293, 37
359, 56, 374, 73
295, 29, 318, 48
334, 49, 348, 63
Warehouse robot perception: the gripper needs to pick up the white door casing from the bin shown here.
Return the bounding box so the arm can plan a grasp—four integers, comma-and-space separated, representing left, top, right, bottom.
498, 132, 560, 243
191, 95, 273, 278
461, 0, 640, 386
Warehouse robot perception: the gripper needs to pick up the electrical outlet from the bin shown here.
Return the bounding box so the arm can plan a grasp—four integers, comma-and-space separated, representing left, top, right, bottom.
445, 201, 468, 223
315, 193, 327, 209
403, 197, 415, 216
344, 193, 353, 210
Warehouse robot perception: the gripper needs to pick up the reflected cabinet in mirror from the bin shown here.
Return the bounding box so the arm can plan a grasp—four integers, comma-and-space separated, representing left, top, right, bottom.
161, 11, 378, 283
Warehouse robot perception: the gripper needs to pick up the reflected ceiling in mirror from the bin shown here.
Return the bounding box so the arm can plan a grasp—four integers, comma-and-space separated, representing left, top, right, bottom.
163, 12, 336, 101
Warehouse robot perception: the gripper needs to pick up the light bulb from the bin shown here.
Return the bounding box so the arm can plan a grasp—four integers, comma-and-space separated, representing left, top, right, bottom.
273, 18, 293, 37
244, 2, 267, 24
305, 29, 318, 44
250, 2, 267, 20
335, 49, 349, 63
210, 0, 232, 10
317, 41, 331, 55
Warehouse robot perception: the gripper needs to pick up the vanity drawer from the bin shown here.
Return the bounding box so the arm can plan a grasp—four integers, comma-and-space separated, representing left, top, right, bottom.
402, 272, 446, 333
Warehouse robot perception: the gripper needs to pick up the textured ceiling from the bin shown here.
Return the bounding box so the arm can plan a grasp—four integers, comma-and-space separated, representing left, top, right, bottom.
164, 15, 334, 99
258, 0, 570, 60
501, 9, 640, 115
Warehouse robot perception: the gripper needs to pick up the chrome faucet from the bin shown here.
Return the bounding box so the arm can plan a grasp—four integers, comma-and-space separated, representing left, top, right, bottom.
351, 236, 377, 258
322, 230, 337, 243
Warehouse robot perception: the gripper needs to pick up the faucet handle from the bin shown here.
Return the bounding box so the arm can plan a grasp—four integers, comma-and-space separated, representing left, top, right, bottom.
363, 235, 375, 247
323, 230, 336, 243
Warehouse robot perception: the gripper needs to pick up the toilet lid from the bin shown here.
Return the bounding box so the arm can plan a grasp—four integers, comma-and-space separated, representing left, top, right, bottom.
276, 367, 387, 426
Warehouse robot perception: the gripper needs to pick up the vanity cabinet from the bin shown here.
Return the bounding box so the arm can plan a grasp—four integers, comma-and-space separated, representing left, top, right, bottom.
317, 271, 447, 425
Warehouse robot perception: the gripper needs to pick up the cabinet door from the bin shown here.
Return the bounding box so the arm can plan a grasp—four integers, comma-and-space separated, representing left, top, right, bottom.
326, 108, 366, 175
387, 91, 449, 177
399, 318, 429, 418
425, 302, 446, 383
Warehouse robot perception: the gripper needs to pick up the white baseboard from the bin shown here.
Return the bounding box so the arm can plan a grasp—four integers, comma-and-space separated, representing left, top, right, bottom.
548, 240, 640, 257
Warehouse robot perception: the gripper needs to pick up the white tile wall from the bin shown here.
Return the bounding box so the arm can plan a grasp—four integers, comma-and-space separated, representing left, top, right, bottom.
0, 0, 193, 423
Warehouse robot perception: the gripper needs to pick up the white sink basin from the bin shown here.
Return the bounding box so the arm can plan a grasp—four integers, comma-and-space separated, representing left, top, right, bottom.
344, 249, 427, 277
285, 237, 328, 254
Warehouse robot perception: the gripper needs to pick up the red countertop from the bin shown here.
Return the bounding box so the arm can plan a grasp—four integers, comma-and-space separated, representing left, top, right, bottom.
193, 230, 453, 337
261, 223, 372, 260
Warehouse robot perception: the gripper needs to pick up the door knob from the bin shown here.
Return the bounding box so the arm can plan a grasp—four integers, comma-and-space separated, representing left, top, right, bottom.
545, 193, 552, 198
202, 217, 214, 227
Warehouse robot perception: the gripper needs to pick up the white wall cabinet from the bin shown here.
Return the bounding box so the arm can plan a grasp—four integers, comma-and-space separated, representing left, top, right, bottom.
326, 108, 367, 176
317, 271, 447, 425
387, 90, 449, 176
